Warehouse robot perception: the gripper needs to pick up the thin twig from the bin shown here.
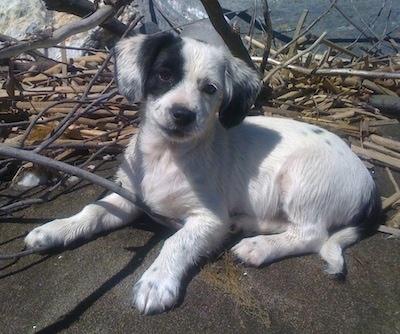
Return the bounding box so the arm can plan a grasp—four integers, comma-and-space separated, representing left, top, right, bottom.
272, 0, 337, 58
199, 0, 255, 69
0, 145, 183, 230
31, 52, 116, 153
0, 199, 46, 213
262, 32, 327, 84
0, 5, 116, 59
0, 246, 52, 261
385, 167, 400, 192
34, 90, 118, 153
260, 0, 273, 73
253, 56, 400, 79
288, 10, 308, 59
378, 225, 400, 236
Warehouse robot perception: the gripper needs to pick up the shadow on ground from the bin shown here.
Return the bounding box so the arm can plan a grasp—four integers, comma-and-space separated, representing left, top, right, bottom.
1, 158, 399, 334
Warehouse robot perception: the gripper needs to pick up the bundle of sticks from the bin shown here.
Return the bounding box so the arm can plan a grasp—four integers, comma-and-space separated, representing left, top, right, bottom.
1, 30, 400, 233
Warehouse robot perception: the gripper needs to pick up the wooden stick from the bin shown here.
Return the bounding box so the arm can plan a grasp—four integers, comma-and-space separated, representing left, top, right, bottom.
0, 145, 183, 230
327, 107, 390, 120
351, 145, 400, 169
362, 142, 400, 160
370, 134, 400, 153
16, 101, 79, 109
1, 85, 109, 98
378, 225, 400, 236
362, 79, 398, 96
199, 0, 255, 69
252, 56, 400, 80
385, 167, 400, 192
262, 32, 328, 84
382, 191, 400, 211
327, 110, 355, 120
73, 53, 108, 63
288, 10, 308, 58
244, 36, 277, 55
387, 210, 400, 229
0, 5, 116, 59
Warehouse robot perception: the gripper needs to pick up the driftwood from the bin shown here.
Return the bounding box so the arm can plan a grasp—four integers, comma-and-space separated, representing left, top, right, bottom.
370, 95, 400, 112
1, 0, 400, 240
0, 145, 183, 231
262, 32, 328, 84
41, 0, 132, 37
0, 5, 117, 60
351, 145, 400, 169
199, 0, 255, 69
370, 135, 400, 153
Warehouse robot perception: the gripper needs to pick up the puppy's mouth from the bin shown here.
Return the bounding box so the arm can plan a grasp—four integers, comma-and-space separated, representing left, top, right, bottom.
159, 124, 196, 139
163, 126, 187, 138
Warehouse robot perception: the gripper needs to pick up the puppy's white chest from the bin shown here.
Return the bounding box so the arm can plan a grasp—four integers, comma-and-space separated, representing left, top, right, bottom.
140, 155, 191, 218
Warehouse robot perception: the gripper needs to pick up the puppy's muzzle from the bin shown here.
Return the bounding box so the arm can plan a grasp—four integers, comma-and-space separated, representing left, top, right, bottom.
171, 105, 196, 128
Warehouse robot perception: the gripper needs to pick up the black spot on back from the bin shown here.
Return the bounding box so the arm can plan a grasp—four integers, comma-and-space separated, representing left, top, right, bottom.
312, 128, 324, 135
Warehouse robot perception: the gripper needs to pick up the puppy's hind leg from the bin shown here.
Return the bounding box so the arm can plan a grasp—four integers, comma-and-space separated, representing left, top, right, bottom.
230, 215, 289, 236
231, 223, 327, 267
25, 193, 141, 249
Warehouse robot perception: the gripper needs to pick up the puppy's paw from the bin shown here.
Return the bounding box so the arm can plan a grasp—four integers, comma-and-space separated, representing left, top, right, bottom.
231, 236, 267, 267
25, 218, 79, 249
133, 267, 180, 315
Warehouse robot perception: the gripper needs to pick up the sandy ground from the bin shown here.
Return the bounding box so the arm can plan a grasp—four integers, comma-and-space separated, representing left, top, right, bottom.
1, 127, 400, 333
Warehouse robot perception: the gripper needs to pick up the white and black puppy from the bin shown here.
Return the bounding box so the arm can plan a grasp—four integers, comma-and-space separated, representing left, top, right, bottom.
25, 32, 380, 315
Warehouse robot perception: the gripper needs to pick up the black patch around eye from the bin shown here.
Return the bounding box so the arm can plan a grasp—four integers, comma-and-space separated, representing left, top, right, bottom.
158, 70, 172, 81
144, 41, 185, 98
203, 83, 218, 95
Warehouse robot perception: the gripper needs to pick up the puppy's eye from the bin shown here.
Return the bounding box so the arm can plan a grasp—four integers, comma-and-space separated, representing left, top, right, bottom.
159, 71, 172, 81
203, 83, 218, 95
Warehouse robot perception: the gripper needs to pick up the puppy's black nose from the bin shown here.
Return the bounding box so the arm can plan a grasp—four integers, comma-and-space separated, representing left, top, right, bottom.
171, 107, 196, 127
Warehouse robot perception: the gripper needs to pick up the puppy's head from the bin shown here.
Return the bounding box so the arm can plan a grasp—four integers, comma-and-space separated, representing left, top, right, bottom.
115, 33, 260, 141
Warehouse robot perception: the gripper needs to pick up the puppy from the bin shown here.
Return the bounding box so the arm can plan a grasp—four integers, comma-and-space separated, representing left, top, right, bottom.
25, 32, 380, 315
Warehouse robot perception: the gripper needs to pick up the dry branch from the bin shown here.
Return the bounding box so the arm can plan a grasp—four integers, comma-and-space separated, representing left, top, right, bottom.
370, 135, 400, 153
378, 225, 400, 236
0, 145, 182, 230
42, 0, 132, 37
199, 0, 255, 69
0, 5, 116, 59
262, 32, 327, 84
1, 2, 400, 237
351, 145, 400, 169
253, 56, 400, 80
260, 0, 273, 73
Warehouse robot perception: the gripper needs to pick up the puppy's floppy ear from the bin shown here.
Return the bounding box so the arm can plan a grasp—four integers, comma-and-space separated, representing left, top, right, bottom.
220, 57, 261, 128
114, 33, 180, 102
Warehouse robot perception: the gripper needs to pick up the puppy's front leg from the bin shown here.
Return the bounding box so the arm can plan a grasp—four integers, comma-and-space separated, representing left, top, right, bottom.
25, 193, 141, 249
133, 210, 228, 315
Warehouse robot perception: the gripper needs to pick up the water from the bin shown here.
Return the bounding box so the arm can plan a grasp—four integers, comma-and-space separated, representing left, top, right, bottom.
1, 0, 399, 58
142, 0, 399, 53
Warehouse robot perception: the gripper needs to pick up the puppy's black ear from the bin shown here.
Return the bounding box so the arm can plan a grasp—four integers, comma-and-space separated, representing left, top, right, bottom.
114, 33, 180, 102
220, 57, 261, 128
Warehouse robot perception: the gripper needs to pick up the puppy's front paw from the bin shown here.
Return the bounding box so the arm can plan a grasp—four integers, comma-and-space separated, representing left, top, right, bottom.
25, 218, 78, 249
231, 236, 267, 267
133, 267, 180, 315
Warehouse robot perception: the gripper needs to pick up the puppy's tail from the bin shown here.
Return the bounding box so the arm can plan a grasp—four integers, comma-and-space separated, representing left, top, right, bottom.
319, 226, 359, 276
320, 183, 382, 277
360, 183, 383, 237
